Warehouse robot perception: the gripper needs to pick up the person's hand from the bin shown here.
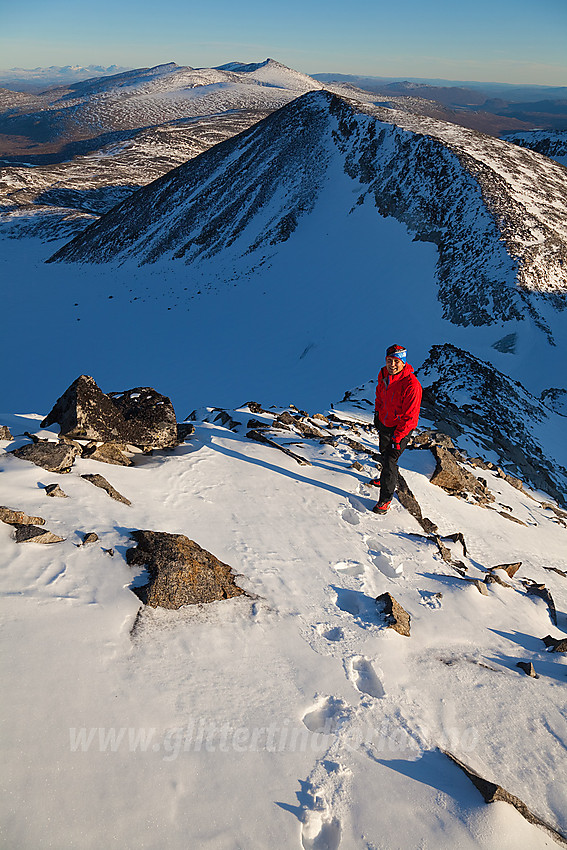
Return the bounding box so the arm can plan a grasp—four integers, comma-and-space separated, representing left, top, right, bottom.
392, 438, 401, 450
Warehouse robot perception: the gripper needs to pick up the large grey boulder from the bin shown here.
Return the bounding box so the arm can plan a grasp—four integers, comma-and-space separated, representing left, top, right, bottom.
41, 375, 178, 449
126, 530, 247, 609
12, 440, 80, 473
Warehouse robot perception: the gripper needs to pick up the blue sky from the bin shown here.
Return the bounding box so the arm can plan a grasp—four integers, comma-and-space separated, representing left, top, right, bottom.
2, 0, 566, 85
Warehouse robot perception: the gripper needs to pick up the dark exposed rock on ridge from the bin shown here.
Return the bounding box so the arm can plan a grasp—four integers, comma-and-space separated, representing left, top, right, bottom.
429, 445, 494, 504
41, 375, 178, 449
126, 530, 247, 609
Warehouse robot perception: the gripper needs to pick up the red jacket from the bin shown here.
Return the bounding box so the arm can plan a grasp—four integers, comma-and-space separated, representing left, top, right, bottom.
375, 363, 422, 444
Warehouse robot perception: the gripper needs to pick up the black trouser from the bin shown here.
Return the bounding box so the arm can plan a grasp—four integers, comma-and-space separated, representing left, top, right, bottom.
377, 421, 409, 503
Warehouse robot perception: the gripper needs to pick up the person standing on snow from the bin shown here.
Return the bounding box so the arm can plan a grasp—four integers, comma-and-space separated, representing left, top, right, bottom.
371, 344, 422, 514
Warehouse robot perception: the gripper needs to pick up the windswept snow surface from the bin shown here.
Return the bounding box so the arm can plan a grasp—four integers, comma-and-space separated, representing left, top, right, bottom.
1, 406, 567, 849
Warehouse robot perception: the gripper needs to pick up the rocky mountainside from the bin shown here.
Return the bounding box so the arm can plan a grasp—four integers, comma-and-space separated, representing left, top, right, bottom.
502, 130, 567, 167
50, 90, 567, 333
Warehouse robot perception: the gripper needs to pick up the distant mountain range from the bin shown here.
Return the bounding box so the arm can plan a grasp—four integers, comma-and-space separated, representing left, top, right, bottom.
0, 64, 132, 92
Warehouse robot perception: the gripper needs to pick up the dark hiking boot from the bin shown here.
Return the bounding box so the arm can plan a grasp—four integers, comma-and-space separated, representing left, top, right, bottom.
372, 500, 391, 514
368, 477, 381, 487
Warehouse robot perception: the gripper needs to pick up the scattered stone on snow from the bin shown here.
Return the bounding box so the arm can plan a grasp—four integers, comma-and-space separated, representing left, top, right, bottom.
444, 751, 567, 846
41, 375, 178, 449
541, 635, 567, 652
522, 580, 558, 626
103, 548, 115, 557
126, 530, 247, 609
429, 445, 494, 503
350, 461, 364, 471
80, 532, 99, 545
82, 442, 133, 466
375, 592, 411, 637
214, 410, 240, 430
489, 562, 521, 577
312, 413, 329, 424
543, 565, 567, 578
516, 661, 539, 678
485, 573, 512, 588
494, 510, 528, 526
80, 474, 131, 505
247, 418, 269, 430
44, 483, 69, 498
246, 430, 312, 466
0, 425, 12, 440
463, 578, 490, 596
12, 440, 80, 474
246, 401, 267, 414
13, 524, 65, 544
0, 507, 45, 526
176, 422, 195, 442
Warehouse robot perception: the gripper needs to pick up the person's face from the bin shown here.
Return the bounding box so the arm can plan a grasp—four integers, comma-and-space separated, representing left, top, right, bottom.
386, 356, 404, 375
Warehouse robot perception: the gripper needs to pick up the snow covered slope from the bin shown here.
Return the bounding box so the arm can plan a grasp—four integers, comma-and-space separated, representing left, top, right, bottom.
2, 397, 566, 849
51, 90, 567, 325
0, 60, 322, 148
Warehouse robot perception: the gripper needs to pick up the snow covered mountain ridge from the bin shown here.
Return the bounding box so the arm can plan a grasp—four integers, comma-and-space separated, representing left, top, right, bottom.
50, 90, 567, 333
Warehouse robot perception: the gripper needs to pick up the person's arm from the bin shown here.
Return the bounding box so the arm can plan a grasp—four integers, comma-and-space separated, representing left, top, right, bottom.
393, 379, 422, 446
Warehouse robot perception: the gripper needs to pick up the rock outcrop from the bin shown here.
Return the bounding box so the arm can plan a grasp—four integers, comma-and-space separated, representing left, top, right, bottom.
41, 375, 178, 449
12, 440, 80, 474
0, 425, 12, 440
126, 530, 246, 609
429, 445, 494, 504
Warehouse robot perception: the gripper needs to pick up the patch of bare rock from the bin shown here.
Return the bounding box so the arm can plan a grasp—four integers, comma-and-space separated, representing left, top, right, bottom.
126, 530, 247, 609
